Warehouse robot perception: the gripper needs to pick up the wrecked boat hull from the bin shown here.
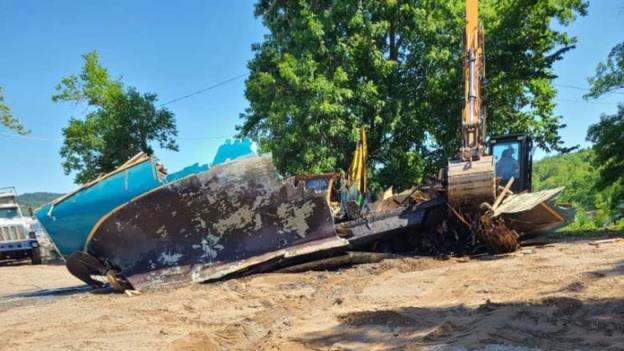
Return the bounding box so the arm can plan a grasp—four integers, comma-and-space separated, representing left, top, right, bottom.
83, 155, 337, 290
36, 141, 256, 259
35, 155, 164, 257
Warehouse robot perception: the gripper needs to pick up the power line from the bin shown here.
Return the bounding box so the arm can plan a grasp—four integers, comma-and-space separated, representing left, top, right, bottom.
555, 98, 620, 106
0, 131, 237, 142
1, 73, 250, 142
4, 73, 620, 142
177, 135, 236, 141
160, 73, 249, 106
554, 83, 624, 96
0, 131, 65, 141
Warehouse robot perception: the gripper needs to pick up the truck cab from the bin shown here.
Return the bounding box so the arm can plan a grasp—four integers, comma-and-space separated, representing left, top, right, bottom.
488, 134, 533, 193
0, 187, 41, 264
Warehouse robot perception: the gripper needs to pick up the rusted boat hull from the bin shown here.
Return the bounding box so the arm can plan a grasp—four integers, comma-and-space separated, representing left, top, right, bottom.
83, 155, 337, 290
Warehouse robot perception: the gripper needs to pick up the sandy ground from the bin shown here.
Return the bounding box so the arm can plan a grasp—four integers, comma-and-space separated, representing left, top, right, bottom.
1, 232, 623, 351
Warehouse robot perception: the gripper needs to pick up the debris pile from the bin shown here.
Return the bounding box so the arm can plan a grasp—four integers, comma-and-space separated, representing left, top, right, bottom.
34, 140, 570, 292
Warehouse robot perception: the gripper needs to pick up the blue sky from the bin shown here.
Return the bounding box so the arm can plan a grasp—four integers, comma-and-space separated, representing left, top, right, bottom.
0, 0, 622, 194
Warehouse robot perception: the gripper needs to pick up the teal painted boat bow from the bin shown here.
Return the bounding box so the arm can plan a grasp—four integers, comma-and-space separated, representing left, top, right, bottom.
36, 158, 163, 257
35, 139, 256, 258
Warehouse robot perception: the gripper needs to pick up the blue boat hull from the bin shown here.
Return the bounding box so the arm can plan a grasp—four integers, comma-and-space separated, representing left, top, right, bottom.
35, 140, 256, 258
35, 160, 163, 257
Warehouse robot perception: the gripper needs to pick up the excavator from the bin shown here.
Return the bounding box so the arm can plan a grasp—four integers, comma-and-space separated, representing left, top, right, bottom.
448, 0, 534, 208
445, 0, 571, 252
447, 0, 531, 209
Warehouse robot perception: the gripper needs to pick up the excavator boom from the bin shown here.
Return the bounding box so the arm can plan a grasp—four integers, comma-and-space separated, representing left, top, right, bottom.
461, 0, 486, 160
447, 0, 495, 209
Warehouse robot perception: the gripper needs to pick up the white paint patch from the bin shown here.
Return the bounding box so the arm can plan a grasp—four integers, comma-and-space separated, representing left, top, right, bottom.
156, 225, 168, 238
253, 213, 263, 230
276, 201, 316, 238
213, 205, 255, 233
199, 234, 224, 260
251, 194, 268, 210
158, 251, 183, 265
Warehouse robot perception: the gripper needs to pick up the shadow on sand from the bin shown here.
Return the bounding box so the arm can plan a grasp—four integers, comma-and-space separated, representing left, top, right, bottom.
295, 257, 624, 351
0, 285, 112, 314
533, 229, 624, 243
295, 295, 624, 351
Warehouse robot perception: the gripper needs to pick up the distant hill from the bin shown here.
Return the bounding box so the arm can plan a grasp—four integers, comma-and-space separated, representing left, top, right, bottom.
533, 149, 598, 210
17, 192, 64, 215
533, 148, 622, 228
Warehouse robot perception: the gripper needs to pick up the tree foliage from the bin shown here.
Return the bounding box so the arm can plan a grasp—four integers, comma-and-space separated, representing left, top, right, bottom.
239, 0, 587, 191
17, 192, 63, 215
533, 149, 620, 212
53, 51, 178, 184
586, 42, 624, 98
587, 105, 624, 191
0, 86, 29, 135
585, 41, 624, 211
533, 149, 623, 229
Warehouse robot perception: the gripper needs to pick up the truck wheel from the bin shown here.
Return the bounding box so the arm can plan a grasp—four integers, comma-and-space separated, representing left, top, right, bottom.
30, 247, 42, 265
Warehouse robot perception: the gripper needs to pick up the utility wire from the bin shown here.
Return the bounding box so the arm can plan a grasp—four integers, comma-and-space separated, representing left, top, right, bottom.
177, 134, 236, 141
555, 98, 620, 105
4, 76, 621, 142
160, 73, 248, 106
0, 130, 237, 142
1, 73, 250, 142
0, 131, 58, 141
554, 83, 624, 96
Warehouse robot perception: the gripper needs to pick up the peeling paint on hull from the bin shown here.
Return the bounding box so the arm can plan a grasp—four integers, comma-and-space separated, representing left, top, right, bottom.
85, 155, 337, 290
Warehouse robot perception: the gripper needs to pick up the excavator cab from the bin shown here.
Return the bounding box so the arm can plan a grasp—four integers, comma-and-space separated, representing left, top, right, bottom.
488, 134, 533, 193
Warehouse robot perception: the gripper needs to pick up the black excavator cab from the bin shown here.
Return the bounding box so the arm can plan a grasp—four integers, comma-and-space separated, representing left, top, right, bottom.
488, 134, 533, 193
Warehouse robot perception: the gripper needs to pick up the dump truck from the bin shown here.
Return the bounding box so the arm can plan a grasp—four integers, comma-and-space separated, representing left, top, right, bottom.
0, 187, 41, 264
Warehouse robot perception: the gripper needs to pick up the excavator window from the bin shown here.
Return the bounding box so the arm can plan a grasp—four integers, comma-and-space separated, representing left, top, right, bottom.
489, 134, 533, 193
305, 178, 330, 193
493, 141, 521, 187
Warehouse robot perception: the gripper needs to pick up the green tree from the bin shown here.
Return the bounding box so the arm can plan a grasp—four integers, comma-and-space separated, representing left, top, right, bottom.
0, 86, 29, 135
533, 149, 598, 210
238, 0, 587, 191
586, 42, 624, 98
585, 41, 624, 212
53, 51, 178, 184
533, 148, 623, 228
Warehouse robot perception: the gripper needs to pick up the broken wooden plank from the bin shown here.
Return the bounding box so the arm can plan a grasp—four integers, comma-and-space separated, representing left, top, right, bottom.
491, 177, 514, 212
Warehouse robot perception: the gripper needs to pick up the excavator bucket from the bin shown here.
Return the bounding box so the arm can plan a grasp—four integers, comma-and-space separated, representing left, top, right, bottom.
79, 155, 337, 290
447, 155, 495, 210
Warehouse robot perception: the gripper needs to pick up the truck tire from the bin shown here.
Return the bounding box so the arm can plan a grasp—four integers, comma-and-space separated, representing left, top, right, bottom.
30, 247, 42, 265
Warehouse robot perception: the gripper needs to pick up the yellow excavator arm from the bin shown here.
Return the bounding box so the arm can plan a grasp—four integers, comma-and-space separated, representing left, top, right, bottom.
461, 0, 486, 161
447, 0, 495, 209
